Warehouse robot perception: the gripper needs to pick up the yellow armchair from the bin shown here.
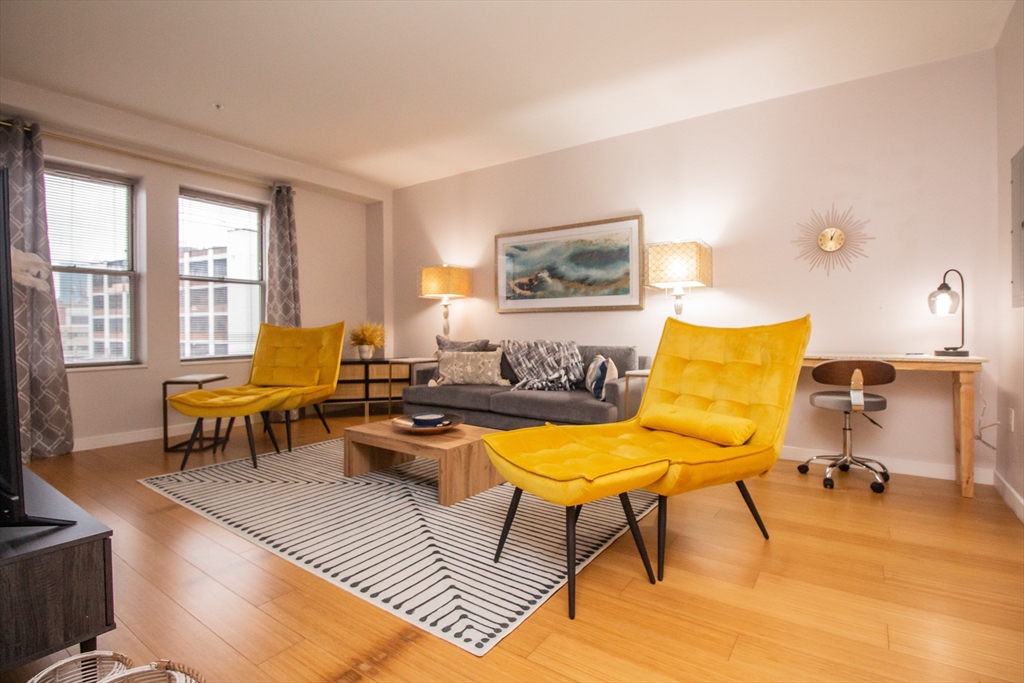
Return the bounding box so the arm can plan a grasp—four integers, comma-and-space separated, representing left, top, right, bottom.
246, 321, 346, 451
482, 316, 810, 616
167, 321, 345, 469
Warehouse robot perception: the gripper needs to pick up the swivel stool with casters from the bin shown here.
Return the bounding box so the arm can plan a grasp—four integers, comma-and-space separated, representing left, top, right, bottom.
798, 359, 895, 493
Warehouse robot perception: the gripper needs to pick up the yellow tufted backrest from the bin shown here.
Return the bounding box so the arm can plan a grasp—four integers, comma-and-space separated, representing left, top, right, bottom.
249, 321, 346, 389
638, 316, 811, 454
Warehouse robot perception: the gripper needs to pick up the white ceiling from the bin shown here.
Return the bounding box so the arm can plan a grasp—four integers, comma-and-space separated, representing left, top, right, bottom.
0, 1, 1015, 189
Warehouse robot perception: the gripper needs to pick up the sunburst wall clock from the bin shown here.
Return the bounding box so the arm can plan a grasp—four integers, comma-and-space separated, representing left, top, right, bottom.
793, 204, 874, 275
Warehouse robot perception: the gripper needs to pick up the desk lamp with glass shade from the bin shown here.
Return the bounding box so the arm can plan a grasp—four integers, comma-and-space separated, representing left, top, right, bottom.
644, 240, 712, 318
420, 265, 471, 338
928, 268, 969, 357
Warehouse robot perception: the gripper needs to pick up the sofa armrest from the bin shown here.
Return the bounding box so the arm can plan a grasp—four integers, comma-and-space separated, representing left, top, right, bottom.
413, 365, 438, 385
638, 355, 652, 370
604, 373, 648, 421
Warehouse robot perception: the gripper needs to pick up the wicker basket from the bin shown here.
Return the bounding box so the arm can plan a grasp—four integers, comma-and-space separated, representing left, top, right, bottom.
101, 661, 205, 683
27, 652, 134, 683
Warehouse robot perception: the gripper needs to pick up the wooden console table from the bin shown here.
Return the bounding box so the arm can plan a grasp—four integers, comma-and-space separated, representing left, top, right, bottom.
803, 354, 987, 498
0, 470, 115, 671
621, 354, 987, 498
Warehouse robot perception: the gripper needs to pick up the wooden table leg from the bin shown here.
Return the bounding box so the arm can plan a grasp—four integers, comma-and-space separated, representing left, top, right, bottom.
954, 371, 975, 498
343, 436, 414, 478
437, 440, 505, 506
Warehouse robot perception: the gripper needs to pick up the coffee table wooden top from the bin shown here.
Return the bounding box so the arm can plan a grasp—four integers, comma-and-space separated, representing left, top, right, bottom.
344, 419, 497, 459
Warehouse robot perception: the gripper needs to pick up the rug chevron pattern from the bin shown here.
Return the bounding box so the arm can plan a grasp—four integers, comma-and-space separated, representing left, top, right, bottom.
141, 438, 656, 655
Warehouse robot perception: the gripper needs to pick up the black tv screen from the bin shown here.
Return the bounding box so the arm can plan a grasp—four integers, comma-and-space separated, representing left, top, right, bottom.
0, 165, 26, 523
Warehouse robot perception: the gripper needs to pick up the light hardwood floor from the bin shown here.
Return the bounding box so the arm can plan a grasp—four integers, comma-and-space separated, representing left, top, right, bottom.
5, 414, 1023, 683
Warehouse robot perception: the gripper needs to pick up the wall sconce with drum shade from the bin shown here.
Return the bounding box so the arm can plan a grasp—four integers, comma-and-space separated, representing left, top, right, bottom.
644, 239, 712, 318
927, 268, 968, 356
420, 265, 471, 338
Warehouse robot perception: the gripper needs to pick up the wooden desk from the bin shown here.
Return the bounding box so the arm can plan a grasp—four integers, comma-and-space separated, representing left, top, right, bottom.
804, 354, 987, 498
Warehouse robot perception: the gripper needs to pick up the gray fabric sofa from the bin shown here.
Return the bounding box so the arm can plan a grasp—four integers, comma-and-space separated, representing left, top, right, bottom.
402, 345, 651, 431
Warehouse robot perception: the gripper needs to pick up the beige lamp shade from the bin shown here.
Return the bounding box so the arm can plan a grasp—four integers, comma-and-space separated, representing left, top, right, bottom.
645, 240, 713, 290
420, 265, 471, 299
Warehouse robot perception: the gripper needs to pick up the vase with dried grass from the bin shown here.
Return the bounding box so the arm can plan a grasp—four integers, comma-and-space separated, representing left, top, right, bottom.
350, 322, 385, 360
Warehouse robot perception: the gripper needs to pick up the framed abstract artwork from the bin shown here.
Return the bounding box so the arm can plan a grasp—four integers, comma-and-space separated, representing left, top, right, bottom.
495, 214, 644, 313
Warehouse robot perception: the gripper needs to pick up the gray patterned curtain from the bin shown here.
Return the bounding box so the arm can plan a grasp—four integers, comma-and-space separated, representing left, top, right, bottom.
267, 185, 301, 327
0, 120, 74, 461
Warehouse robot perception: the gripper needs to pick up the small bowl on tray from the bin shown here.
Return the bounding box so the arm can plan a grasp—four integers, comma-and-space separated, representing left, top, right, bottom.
391, 413, 464, 435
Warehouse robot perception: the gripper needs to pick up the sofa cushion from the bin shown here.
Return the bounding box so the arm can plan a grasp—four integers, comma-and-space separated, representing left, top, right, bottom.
489, 388, 616, 425
402, 383, 509, 411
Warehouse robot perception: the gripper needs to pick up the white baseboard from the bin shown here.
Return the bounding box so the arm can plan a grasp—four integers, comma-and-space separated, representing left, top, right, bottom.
993, 471, 1024, 523
779, 445, 995, 486
73, 422, 195, 452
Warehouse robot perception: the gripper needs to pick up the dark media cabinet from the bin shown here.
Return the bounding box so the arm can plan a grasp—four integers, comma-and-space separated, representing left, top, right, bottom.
0, 470, 114, 672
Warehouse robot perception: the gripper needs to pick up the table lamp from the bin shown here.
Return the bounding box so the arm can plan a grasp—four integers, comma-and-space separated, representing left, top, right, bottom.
644, 239, 712, 318
420, 264, 471, 338
927, 268, 968, 357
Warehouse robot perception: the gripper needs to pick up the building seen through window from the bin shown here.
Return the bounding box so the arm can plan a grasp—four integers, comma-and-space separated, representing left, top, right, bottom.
45, 168, 136, 365
178, 193, 263, 359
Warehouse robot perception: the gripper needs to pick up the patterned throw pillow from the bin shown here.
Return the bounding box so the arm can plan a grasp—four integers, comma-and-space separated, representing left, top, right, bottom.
432, 349, 511, 386
585, 355, 619, 401
432, 337, 491, 381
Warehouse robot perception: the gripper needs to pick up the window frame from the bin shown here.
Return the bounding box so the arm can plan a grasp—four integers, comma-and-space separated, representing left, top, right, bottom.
45, 164, 140, 368
177, 189, 265, 362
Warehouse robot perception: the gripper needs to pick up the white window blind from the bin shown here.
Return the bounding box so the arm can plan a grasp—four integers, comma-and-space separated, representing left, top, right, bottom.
45, 167, 137, 366
178, 192, 263, 359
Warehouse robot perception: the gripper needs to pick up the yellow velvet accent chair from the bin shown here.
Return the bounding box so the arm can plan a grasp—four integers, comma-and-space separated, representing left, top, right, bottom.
166, 321, 346, 469
246, 321, 347, 451
482, 315, 811, 617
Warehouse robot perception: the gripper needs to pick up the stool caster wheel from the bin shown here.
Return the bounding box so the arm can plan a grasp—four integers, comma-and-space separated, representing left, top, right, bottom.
838, 464, 850, 472
823, 478, 834, 489
881, 472, 890, 482
797, 464, 809, 474
871, 482, 885, 493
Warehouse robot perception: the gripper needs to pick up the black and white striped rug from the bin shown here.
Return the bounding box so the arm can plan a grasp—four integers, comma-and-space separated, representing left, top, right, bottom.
141, 438, 656, 655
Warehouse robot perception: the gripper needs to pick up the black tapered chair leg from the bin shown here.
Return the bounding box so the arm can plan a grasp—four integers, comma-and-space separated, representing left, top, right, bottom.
494, 487, 523, 562
213, 418, 222, 453
566, 505, 577, 620
313, 403, 330, 434
736, 480, 769, 539
244, 415, 259, 468
285, 411, 292, 452
657, 495, 667, 581
221, 417, 235, 453
619, 493, 656, 584
574, 504, 582, 523
179, 419, 203, 471
261, 411, 281, 453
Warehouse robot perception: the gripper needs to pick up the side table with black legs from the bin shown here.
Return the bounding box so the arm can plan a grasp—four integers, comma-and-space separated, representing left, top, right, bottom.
163, 373, 229, 452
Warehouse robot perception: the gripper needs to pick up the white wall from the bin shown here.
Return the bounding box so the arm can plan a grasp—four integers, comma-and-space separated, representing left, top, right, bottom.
994, 0, 1024, 519
393, 51, 1002, 485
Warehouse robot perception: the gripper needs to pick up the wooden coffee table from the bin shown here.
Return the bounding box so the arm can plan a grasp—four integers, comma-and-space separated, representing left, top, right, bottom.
343, 420, 505, 506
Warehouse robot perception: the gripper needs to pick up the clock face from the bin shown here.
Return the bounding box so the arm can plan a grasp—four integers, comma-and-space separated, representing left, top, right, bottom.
817, 228, 845, 252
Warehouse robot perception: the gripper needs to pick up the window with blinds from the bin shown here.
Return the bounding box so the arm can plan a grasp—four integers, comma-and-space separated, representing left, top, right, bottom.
178, 191, 263, 359
45, 167, 138, 366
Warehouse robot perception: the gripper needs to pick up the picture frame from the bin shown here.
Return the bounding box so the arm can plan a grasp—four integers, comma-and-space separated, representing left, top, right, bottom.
495, 214, 644, 313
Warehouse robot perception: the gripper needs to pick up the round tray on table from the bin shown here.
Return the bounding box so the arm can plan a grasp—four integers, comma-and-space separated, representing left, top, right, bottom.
390, 414, 464, 435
